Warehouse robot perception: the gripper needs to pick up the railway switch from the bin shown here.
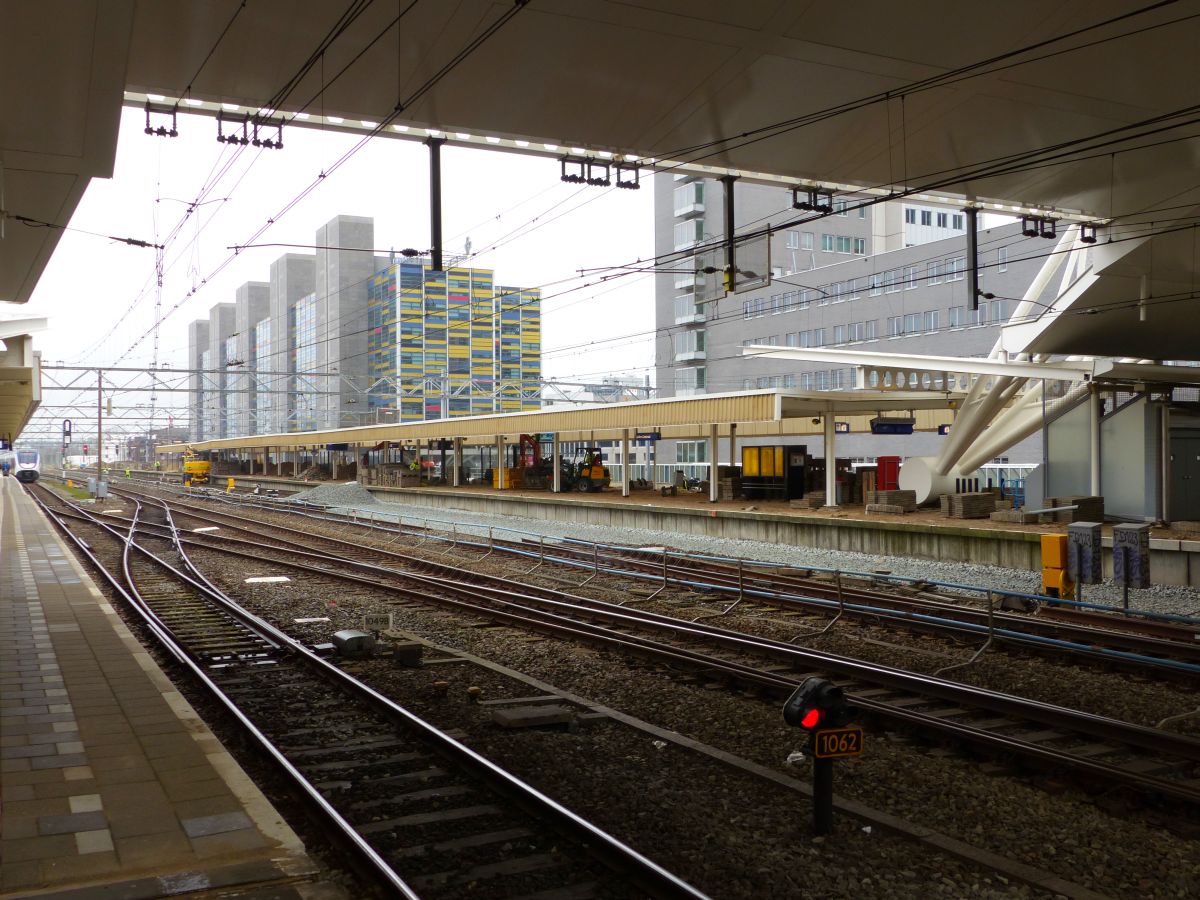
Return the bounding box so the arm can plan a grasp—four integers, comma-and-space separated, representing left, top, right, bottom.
784, 678, 862, 836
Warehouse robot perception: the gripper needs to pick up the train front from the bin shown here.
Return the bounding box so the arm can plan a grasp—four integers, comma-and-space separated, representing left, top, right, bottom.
14, 449, 40, 483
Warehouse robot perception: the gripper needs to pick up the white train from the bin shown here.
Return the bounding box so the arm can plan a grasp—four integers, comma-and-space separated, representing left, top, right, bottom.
13, 449, 40, 483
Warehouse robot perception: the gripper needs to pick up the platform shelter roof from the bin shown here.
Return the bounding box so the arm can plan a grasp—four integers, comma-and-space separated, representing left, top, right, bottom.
157, 388, 963, 453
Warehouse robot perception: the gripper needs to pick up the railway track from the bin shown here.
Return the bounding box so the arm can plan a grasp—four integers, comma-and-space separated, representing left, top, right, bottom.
29, 483, 707, 899
124, 482, 1200, 678
84, 484, 1200, 808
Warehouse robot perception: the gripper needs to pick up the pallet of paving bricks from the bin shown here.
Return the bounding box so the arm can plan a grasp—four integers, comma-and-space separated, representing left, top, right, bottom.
946, 492, 997, 518
865, 503, 907, 515
865, 489, 917, 511
990, 508, 1040, 524
718, 477, 741, 500
1043, 495, 1104, 523
789, 491, 825, 509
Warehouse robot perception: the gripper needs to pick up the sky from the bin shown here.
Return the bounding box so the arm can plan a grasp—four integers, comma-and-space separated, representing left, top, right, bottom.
25, 106, 657, 385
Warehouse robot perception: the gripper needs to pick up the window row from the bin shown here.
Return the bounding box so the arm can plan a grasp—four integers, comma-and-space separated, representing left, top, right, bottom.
904, 207, 965, 230
742, 369, 852, 391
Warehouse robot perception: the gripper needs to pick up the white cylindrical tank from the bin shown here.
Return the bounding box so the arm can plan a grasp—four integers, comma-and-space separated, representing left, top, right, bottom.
897, 456, 968, 505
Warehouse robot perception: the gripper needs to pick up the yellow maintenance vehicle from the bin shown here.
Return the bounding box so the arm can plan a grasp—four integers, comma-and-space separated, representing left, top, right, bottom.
182, 448, 212, 486
561, 447, 611, 493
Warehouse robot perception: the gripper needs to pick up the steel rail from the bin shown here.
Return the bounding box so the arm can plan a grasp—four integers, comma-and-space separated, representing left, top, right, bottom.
103, 494, 1200, 805
30, 484, 711, 900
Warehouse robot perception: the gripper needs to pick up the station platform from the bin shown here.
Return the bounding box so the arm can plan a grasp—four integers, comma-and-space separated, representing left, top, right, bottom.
0, 477, 328, 898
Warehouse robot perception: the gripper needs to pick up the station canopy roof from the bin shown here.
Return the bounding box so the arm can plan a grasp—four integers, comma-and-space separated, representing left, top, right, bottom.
157, 389, 962, 452
7, 0, 1200, 308
5, 1, 1200, 435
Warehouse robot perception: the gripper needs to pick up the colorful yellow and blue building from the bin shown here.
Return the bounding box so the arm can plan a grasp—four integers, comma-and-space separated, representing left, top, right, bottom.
367, 261, 541, 422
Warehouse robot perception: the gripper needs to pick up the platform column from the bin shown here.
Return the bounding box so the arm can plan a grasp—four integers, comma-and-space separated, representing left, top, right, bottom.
708, 423, 718, 503
496, 435, 505, 490
294, 452, 300, 478
727, 423, 737, 472
1089, 384, 1101, 497
621, 429, 631, 497
824, 414, 838, 508
552, 433, 561, 493
453, 437, 462, 486
276, 448, 282, 477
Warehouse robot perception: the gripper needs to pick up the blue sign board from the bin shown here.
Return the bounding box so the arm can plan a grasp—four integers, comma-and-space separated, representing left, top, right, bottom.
635, 432, 661, 441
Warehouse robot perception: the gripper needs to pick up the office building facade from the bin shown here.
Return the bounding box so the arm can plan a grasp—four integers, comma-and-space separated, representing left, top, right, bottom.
188, 215, 540, 439
654, 175, 1046, 464
366, 262, 541, 423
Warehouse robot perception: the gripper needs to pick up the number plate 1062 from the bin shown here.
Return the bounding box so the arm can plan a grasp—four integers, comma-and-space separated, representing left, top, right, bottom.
813, 726, 864, 758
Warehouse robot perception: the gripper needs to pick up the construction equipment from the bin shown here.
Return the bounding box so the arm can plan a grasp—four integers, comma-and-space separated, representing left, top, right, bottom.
181, 448, 212, 486
561, 448, 611, 493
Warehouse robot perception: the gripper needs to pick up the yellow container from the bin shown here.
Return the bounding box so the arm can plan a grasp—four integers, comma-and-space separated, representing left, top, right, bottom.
742, 446, 784, 477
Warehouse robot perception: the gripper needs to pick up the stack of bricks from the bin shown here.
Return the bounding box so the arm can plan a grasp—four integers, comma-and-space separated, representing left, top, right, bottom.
946, 492, 997, 518
990, 508, 1040, 524
866, 503, 907, 515
790, 491, 824, 509
1043, 495, 1104, 523
718, 477, 742, 500
865, 489, 917, 511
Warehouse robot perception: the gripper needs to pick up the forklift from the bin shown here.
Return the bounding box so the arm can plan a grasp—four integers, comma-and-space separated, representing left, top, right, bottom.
560, 448, 611, 492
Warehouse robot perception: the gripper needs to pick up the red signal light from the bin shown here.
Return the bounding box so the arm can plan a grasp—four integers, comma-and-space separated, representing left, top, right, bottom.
800, 707, 822, 729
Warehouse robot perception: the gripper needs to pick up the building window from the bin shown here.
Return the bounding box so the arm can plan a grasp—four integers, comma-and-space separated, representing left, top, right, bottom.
836, 235, 852, 254
674, 219, 705, 250
821, 234, 834, 252
676, 440, 708, 463
801, 231, 814, 250
905, 208, 916, 224
885, 270, 901, 293
869, 273, 882, 296
937, 211, 948, 228
833, 324, 847, 344
927, 261, 941, 285
904, 312, 921, 334
998, 247, 1008, 272
673, 182, 704, 216
920, 209, 932, 226
853, 237, 867, 255
924, 309, 940, 332
949, 306, 964, 328
786, 332, 799, 347
864, 319, 878, 340
904, 265, 919, 289
674, 366, 707, 395
990, 300, 1006, 323
674, 330, 706, 356
847, 321, 863, 342
887, 316, 903, 337
783, 373, 797, 388
953, 214, 964, 229
834, 199, 848, 216
947, 257, 965, 281
800, 372, 813, 390
786, 230, 800, 249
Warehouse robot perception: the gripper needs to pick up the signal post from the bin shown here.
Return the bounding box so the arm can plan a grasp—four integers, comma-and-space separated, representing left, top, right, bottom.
783, 677, 863, 835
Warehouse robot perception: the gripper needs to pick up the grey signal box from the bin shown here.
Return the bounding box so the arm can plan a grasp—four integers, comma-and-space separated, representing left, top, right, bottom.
1112, 523, 1151, 589
1067, 522, 1103, 585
